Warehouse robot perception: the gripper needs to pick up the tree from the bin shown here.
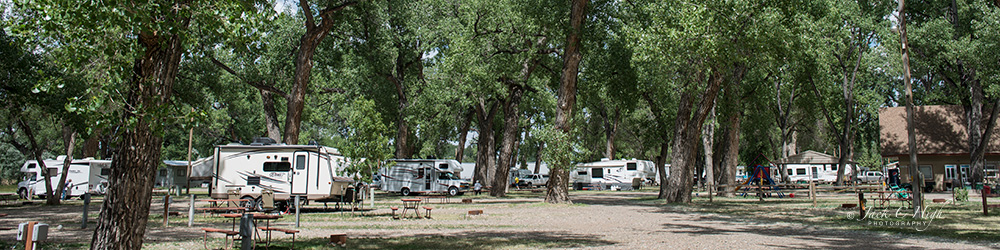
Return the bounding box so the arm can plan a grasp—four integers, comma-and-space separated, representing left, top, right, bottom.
283, 0, 358, 145
545, 0, 588, 203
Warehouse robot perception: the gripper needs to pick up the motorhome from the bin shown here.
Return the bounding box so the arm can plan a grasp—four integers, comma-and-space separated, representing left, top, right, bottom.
17, 157, 111, 199
571, 159, 660, 190
210, 139, 355, 210
379, 159, 469, 196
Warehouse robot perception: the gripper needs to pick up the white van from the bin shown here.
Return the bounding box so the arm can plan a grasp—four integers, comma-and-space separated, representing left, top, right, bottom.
379, 159, 469, 196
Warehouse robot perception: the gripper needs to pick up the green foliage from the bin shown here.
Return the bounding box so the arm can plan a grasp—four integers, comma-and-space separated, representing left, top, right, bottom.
955, 188, 970, 202
338, 98, 393, 183
534, 126, 588, 171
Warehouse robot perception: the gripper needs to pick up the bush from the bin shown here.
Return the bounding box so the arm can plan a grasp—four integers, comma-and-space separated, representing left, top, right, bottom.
955, 188, 969, 202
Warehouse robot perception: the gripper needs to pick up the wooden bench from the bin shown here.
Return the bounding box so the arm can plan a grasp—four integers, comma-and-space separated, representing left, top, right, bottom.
256, 227, 300, 249
467, 210, 483, 216
422, 206, 433, 219
0, 193, 17, 204
196, 207, 247, 214
201, 227, 239, 249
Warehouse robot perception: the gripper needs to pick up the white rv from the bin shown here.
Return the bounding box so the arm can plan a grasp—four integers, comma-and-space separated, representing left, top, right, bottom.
17, 157, 111, 199
379, 159, 470, 196
571, 159, 660, 190
210, 140, 355, 210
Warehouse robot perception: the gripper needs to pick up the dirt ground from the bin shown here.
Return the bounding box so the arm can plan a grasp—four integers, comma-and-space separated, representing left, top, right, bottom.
0, 191, 997, 249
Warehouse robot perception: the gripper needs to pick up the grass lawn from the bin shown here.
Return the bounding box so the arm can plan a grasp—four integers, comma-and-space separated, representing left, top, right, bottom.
0, 185, 17, 193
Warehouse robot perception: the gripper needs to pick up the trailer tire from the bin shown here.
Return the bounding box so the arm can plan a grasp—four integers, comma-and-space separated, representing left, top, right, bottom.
240, 195, 259, 211
400, 188, 411, 196
18, 188, 27, 200
447, 187, 459, 196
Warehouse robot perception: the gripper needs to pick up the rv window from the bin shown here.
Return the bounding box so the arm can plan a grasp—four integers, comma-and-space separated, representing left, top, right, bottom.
263, 162, 292, 172
439, 163, 449, 169
787, 169, 793, 176
101, 168, 110, 176
578, 171, 587, 175
627, 163, 637, 171
592, 168, 604, 178
47, 168, 58, 177
295, 155, 306, 170
247, 176, 260, 185
27, 163, 36, 169
796, 169, 806, 175
440, 172, 458, 180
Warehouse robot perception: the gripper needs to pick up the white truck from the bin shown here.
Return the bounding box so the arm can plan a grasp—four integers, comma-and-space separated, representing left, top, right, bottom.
571, 159, 660, 190
17, 157, 111, 199
379, 159, 470, 196
518, 174, 549, 188
210, 139, 355, 210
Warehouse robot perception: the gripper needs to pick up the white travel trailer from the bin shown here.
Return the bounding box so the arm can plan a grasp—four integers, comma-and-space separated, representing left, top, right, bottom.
571, 159, 660, 190
776, 150, 855, 183
210, 140, 355, 209
378, 159, 470, 196
17, 157, 111, 199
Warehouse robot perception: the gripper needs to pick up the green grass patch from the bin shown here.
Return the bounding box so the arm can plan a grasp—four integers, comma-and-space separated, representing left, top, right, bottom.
0, 185, 17, 193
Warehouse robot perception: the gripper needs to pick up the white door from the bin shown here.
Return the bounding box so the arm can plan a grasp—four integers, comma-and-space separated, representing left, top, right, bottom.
292, 152, 309, 195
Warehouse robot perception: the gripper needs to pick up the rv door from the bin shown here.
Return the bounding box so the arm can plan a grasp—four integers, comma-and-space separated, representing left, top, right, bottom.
292, 152, 309, 195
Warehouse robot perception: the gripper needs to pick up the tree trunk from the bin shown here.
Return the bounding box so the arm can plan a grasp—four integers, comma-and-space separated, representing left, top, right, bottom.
534, 142, 543, 174
91, 26, 184, 249
493, 84, 525, 197
702, 106, 715, 196
455, 108, 473, 162
283, 0, 356, 145
604, 107, 620, 159
545, 0, 587, 204
18, 118, 54, 201
898, 0, 923, 218
473, 99, 498, 188
656, 141, 670, 198
82, 129, 101, 158
49, 125, 76, 205
968, 80, 984, 185
717, 112, 741, 197
261, 89, 282, 142
663, 71, 724, 203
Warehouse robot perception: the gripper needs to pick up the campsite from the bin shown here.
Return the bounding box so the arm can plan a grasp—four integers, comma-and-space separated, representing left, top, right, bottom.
3, 0, 1000, 249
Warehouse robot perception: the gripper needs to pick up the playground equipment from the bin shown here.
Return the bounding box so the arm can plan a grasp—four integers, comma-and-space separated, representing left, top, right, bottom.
733, 165, 785, 198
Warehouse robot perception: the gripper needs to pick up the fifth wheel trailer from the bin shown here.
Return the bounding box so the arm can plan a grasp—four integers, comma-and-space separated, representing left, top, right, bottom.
571, 159, 661, 190
210, 140, 356, 210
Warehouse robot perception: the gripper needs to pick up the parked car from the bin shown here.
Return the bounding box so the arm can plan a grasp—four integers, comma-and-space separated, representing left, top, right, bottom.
856, 171, 885, 183
519, 174, 549, 188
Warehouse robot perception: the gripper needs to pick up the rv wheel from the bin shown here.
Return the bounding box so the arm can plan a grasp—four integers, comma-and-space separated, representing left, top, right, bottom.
240, 196, 259, 211
17, 188, 27, 200
447, 187, 459, 196
400, 188, 411, 196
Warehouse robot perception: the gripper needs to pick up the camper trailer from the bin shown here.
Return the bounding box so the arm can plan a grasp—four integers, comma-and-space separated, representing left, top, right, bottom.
210, 139, 354, 210
379, 159, 469, 196
17, 157, 111, 199
571, 159, 660, 190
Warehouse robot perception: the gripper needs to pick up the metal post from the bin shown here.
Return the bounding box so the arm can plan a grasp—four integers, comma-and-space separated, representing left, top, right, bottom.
240, 213, 254, 250
188, 194, 195, 227
81, 193, 90, 229
984, 188, 989, 216
295, 195, 301, 228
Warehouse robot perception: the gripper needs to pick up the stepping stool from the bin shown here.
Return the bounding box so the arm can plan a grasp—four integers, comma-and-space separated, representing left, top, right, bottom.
422, 206, 433, 219
390, 207, 399, 219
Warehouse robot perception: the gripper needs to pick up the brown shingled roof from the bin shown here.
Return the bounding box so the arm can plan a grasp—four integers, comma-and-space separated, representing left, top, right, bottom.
879, 105, 1000, 156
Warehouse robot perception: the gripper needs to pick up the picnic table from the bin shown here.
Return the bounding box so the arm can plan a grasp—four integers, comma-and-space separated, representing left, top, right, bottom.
196, 199, 250, 214
401, 199, 422, 219
870, 190, 912, 208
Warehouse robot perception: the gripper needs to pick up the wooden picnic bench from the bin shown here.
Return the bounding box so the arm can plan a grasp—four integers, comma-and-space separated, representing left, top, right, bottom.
256, 227, 299, 249
0, 193, 18, 204
870, 190, 912, 208
201, 227, 239, 249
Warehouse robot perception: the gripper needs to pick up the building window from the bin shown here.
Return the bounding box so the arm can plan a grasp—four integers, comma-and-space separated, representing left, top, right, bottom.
176, 169, 186, 176
263, 162, 291, 172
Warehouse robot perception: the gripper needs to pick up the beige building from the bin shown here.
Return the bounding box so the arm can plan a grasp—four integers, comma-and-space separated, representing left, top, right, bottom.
879, 105, 1000, 191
